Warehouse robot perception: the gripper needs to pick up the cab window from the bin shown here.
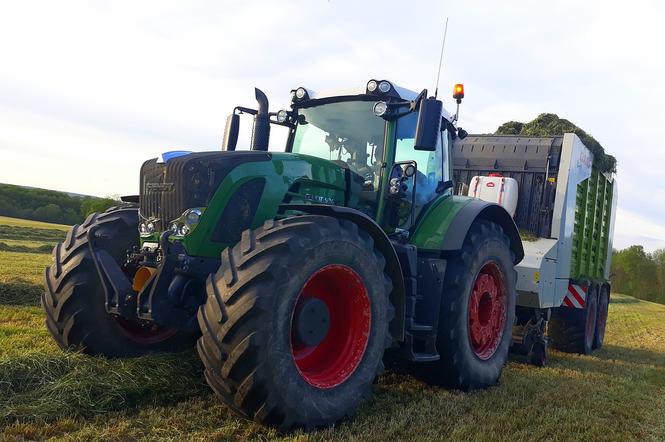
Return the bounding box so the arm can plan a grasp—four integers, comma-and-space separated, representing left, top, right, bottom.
394, 112, 447, 207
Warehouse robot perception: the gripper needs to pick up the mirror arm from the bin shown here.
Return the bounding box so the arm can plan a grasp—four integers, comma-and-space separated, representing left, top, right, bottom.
234, 106, 257, 116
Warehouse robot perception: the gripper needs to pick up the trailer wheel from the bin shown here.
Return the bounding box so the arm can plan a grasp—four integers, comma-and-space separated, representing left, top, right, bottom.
527, 341, 548, 367
550, 284, 598, 355
196, 216, 392, 431
422, 219, 516, 390
42, 206, 196, 357
593, 285, 610, 349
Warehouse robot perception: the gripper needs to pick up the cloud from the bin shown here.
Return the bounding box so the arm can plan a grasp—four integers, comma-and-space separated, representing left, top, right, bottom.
614, 207, 665, 252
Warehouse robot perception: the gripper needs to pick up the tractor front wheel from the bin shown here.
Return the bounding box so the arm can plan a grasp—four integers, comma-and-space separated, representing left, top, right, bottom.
196, 215, 392, 431
42, 206, 196, 357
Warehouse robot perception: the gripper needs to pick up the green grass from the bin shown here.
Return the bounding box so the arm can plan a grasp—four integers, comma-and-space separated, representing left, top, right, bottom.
1, 216, 664, 441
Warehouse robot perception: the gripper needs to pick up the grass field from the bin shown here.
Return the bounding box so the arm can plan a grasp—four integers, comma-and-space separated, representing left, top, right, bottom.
1, 216, 664, 441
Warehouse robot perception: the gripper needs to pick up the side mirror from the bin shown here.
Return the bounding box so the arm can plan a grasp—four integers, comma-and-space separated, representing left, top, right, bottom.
414, 98, 442, 151
222, 113, 239, 151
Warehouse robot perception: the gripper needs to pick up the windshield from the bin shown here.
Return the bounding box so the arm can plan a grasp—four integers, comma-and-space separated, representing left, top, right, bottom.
291, 101, 385, 183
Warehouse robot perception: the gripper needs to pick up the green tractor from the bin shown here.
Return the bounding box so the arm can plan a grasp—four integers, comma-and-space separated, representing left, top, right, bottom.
43, 80, 523, 430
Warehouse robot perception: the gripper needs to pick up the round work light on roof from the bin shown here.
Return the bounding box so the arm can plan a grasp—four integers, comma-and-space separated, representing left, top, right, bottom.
378, 81, 391, 93
367, 80, 378, 92
295, 87, 307, 99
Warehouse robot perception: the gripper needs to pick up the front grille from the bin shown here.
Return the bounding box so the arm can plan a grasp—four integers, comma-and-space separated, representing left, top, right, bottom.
139, 151, 272, 231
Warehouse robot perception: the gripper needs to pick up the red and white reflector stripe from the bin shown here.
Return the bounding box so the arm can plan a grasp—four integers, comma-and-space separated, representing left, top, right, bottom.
562, 284, 587, 308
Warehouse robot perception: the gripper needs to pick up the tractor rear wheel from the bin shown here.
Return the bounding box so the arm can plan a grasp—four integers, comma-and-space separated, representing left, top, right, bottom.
593, 285, 610, 350
196, 215, 392, 431
549, 284, 598, 354
422, 220, 516, 390
42, 206, 197, 357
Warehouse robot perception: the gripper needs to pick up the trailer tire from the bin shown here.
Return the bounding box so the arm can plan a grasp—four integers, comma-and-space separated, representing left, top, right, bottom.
196, 215, 393, 431
418, 219, 516, 390
549, 284, 598, 355
42, 206, 196, 357
593, 285, 610, 350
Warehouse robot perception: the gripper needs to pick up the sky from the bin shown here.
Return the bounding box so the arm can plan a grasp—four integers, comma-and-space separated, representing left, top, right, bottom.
0, 0, 664, 251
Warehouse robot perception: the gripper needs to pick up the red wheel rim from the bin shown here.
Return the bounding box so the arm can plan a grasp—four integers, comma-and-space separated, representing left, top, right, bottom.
290, 264, 371, 389
468, 262, 507, 360
115, 317, 178, 345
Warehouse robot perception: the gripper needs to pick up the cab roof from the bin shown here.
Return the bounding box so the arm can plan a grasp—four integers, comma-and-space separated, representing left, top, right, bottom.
294, 80, 453, 122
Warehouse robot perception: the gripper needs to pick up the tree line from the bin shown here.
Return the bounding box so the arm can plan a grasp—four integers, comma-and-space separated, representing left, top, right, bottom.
0, 183, 118, 225
611, 246, 665, 305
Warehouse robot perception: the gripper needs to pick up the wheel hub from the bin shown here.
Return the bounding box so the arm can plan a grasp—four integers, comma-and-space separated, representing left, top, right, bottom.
468, 262, 507, 360
294, 298, 331, 347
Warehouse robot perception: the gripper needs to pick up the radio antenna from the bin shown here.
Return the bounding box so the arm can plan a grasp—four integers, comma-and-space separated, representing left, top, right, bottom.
434, 17, 449, 99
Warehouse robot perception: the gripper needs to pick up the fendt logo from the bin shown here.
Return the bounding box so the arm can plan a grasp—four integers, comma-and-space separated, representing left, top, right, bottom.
145, 183, 175, 192
578, 151, 592, 169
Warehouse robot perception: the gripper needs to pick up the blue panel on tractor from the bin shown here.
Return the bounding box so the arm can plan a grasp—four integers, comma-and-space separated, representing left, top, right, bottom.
157, 150, 193, 163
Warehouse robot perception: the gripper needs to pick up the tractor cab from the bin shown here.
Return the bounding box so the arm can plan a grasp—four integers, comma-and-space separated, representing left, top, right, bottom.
283, 81, 456, 232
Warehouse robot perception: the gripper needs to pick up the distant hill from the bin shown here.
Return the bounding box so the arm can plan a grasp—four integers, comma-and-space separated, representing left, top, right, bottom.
0, 183, 118, 225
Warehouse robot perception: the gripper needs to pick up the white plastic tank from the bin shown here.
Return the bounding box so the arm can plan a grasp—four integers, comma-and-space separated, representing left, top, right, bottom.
467, 174, 519, 217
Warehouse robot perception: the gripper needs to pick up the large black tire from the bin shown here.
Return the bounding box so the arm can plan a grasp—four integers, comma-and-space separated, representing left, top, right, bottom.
593, 285, 610, 350
43, 206, 197, 357
549, 284, 598, 355
421, 219, 517, 390
196, 215, 393, 431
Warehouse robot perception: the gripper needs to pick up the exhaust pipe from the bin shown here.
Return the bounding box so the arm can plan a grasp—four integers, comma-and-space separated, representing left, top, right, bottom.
250, 88, 270, 151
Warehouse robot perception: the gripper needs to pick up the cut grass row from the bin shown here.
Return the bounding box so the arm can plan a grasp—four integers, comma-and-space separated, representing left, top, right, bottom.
0, 216, 70, 231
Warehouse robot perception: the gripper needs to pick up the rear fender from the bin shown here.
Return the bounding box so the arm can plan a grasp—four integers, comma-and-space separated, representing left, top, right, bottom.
283, 204, 406, 342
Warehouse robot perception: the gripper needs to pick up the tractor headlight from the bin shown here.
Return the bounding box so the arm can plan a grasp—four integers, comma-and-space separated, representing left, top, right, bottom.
139, 219, 156, 237
367, 80, 378, 92
170, 208, 205, 237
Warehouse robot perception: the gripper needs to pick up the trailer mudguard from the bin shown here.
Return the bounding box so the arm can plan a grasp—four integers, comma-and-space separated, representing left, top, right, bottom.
282, 204, 406, 342
411, 196, 524, 264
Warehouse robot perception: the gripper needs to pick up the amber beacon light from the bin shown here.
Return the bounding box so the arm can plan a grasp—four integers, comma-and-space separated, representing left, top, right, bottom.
453, 83, 465, 102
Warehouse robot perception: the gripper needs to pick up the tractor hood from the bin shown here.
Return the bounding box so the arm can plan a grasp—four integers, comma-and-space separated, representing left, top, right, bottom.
139, 150, 272, 232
